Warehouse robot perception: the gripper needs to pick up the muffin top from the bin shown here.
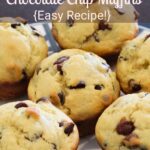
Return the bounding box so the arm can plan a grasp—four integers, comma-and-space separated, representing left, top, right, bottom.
0, 98, 79, 150
96, 92, 150, 150
0, 22, 48, 83
52, 1, 138, 56
28, 49, 120, 122
117, 32, 150, 93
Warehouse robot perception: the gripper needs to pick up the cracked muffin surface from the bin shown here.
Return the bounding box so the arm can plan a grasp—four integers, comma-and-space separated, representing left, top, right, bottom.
96, 92, 150, 150
28, 49, 120, 122
0, 22, 48, 99
52, 1, 138, 56
0, 98, 79, 150
116, 32, 150, 94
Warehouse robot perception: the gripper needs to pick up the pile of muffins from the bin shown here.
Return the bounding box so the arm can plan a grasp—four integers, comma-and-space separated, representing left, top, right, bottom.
0, 2, 150, 150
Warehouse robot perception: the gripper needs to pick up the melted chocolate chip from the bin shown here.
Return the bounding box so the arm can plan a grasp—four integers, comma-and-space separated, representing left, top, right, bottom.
134, 10, 140, 20
15, 102, 28, 109
119, 56, 128, 61
69, 81, 86, 89
54, 56, 70, 75
144, 34, 150, 42
128, 79, 141, 92
58, 92, 65, 105
66, 17, 74, 27
51, 143, 57, 150
116, 119, 135, 136
64, 123, 74, 136
99, 20, 112, 31
114, 8, 125, 15
95, 84, 104, 90
11, 23, 21, 29
36, 97, 49, 103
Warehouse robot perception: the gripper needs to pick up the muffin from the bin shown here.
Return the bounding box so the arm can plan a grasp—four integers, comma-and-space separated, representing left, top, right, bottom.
96, 92, 150, 150
52, 1, 138, 56
116, 32, 150, 94
0, 22, 48, 99
0, 97, 79, 150
28, 49, 120, 136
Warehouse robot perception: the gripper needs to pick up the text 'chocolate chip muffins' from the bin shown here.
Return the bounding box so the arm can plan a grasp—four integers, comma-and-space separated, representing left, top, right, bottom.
0, 22, 48, 99
96, 92, 150, 150
0, 98, 79, 150
116, 32, 150, 94
28, 49, 120, 136
52, 1, 138, 56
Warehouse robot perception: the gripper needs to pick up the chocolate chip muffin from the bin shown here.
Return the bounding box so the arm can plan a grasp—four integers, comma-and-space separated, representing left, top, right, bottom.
116, 32, 150, 94
0, 98, 79, 150
96, 92, 150, 150
0, 22, 48, 99
28, 49, 120, 136
52, 1, 138, 56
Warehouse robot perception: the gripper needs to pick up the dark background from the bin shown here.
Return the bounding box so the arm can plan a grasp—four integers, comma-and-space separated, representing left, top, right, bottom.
0, 0, 150, 25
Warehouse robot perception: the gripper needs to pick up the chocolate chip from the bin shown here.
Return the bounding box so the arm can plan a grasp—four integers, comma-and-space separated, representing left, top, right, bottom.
36, 97, 49, 103
128, 79, 141, 92
66, 17, 74, 27
30, 26, 36, 31
0, 132, 2, 140
22, 69, 28, 79
42, 68, 49, 73
144, 34, 150, 42
15, 102, 28, 109
25, 132, 42, 142
51, 143, 57, 150
11, 23, 21, 28
33, 32, 41, 37
95, 84, 104, 90
134, 10, 140, 20
119, 56, 128, 61
54, 56, 70, 65
69, 81, 86, 89
116, 119, 135, 136
93, 33, 100, 42
58, 121, 64, 127
54, 56, 70, 75
114, 8, 125, 15
58, 92, 65, 105
36, 67, 42, 75
103, 142, 108, 148
64, 123, 74, 136
99, 20, 112, 31
30, 26, 42, 37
